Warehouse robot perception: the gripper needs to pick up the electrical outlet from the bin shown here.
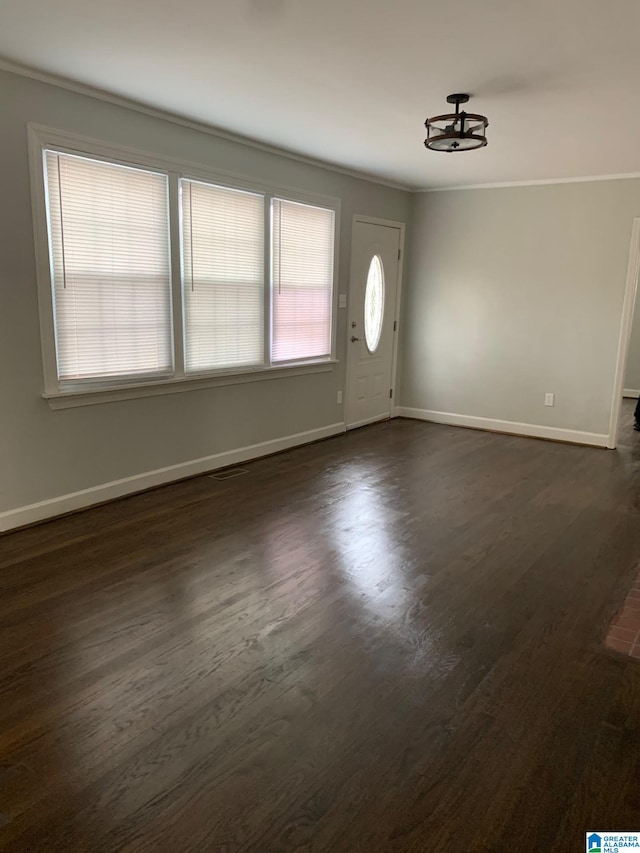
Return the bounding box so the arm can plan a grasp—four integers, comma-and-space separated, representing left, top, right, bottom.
544, 392, 555, 407
338, 294, 347, 309
337, 390, 343, 404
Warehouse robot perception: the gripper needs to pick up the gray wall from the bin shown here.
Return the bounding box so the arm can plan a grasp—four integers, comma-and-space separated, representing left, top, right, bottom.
400, 182, 640, 437
0, 69, 410, 516
624, 290, 640, 392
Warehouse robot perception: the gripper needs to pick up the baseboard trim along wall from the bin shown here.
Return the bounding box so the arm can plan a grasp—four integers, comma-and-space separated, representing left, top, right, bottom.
623, 388, 640, 398
0, 422, 346, 533
394, 407, 609, 448
346, 413, 391, 430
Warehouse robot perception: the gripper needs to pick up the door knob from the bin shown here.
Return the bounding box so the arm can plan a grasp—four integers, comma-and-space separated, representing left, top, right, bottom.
351, 321, 357, 328
351, 335, 360, 342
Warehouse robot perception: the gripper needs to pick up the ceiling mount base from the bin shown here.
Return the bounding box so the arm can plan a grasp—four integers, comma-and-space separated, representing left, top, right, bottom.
446, 93, 470, 106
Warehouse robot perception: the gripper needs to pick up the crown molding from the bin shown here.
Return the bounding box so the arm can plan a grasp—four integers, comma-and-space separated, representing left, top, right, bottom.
0, 56, 411, 193
9, 57, 639, 197
417, 172, 640, 193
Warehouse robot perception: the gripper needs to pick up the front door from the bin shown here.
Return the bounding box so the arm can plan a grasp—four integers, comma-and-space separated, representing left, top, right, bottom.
345, 219, 401, 429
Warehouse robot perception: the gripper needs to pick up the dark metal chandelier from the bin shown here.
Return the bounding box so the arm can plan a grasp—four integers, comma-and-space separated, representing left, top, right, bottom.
424, 94, 489, 152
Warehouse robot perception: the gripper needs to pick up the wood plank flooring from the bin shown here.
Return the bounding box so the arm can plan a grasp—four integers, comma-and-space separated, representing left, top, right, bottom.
2, 411, 640, 852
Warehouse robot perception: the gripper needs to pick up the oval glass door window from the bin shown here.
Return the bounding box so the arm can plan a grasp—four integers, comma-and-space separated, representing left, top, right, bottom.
364, 254, 385, 353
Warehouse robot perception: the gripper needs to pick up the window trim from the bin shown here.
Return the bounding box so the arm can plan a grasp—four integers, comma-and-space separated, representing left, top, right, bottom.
28, 123, 341, 407
43, 359, 338, 410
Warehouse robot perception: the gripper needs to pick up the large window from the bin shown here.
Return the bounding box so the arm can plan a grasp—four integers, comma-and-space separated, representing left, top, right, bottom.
34, 129, 338, 402
271, 198, 335, 363
181, 179, 264, 372
44, 151, 172, 382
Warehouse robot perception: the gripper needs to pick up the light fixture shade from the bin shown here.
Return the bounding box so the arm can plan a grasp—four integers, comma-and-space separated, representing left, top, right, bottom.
424, 94, 488, 153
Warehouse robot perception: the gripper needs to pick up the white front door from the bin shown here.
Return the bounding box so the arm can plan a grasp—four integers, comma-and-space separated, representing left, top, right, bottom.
345, 219, 402, 429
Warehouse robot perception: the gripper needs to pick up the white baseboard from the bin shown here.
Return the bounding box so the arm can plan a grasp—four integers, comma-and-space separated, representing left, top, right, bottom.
394, 407, 608, 448
623, 388, 640, 398
346, 413, 390, 430
0, 422, 346, 533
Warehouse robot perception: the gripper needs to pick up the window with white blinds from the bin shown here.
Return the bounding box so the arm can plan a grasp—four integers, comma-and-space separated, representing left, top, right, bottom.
271, 198, 335, 363
36, 132, 339, 399
44, 150, 172, 383
181, 179, 264, 372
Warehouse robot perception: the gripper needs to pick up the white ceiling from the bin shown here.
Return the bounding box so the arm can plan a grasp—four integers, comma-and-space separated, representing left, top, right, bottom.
2, 0, 640, 190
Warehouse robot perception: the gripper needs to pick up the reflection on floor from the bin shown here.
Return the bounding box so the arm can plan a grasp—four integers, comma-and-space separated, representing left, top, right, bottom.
4, 414, 640, 851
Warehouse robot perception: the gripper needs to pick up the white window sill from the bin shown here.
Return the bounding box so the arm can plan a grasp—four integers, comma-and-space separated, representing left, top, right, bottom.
43, 360, 338, 410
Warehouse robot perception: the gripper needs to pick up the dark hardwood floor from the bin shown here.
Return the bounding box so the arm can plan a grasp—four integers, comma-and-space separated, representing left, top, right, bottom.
3, 410, 640, 852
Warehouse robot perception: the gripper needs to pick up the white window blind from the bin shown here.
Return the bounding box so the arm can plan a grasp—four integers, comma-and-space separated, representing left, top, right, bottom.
44, 150, 172, 383
271, 198, 335, 363
181, 179, 264, 372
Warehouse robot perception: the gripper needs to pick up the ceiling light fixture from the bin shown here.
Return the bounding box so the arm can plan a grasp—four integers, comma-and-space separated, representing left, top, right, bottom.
424, 94, 488, 153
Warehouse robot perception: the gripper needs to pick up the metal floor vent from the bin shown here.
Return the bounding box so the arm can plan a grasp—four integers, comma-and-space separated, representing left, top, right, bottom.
209, 467, 249, 481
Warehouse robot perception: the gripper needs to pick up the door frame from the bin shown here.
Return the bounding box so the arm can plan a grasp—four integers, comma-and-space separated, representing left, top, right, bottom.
608, 217, 640, 448
345, 214, 406, 425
